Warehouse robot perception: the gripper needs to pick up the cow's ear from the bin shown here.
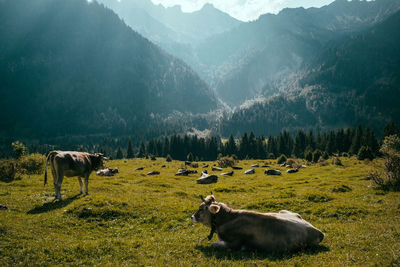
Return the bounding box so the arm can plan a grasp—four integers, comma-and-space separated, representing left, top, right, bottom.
209, 204, 220, 214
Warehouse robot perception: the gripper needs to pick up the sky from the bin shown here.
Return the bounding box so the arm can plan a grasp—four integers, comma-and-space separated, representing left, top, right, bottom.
150, 0, 335, 21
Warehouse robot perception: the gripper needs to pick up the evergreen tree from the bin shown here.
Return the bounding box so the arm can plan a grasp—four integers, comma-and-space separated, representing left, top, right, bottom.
127, 139, 134, 159
325, 130, 336, 155
383, 122, 399, 138
225, 134, 237, 156
116, 146, 124, 159
137, 141, 146, 158
350, 125, 363, 155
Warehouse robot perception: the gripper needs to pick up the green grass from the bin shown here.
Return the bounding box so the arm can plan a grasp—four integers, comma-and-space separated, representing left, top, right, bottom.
1, 157, 400, 266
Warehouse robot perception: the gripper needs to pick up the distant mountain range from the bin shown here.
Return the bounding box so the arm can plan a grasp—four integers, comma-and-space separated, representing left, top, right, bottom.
220, 8, 400, 136
0, 0, 218, 138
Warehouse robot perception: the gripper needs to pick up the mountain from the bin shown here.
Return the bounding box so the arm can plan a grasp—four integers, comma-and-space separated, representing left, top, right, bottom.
96, 0, 242, 75
196, 0, 400, 106
0, 0, 218, 139
98, 0, 242, 44
220, 9, 400, 136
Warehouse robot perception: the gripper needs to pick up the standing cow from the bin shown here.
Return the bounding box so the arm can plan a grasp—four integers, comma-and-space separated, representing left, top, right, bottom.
44, 151, 106, 200
191, 194, 324, 252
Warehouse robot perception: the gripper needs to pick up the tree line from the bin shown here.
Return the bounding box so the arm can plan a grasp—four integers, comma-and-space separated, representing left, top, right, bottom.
113, 122, 399, 161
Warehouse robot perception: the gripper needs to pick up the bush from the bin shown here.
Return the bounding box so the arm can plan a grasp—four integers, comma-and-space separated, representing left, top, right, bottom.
190, 162, 198, 168
277, 154, 287, 164
312, 150, 322, 163
341, 152, 350, 157
357, 146, 374, 160
12, 141, 27, 159
18, 153, 46, 174
0, 160, 16, 181
332, 157, 343, 166
286, 158, 300, 168
304, 150, 313, 162
267, 153, 275, 159
370, 135, 400, 190
322, 151, 329, 160
150, 155, 156, 161
166, 155, 172, 162
217, 156, 235, 168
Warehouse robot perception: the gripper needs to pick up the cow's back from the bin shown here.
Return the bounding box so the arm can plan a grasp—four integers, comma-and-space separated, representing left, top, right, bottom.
218, 210, 323, 252
53, 151, 91, 177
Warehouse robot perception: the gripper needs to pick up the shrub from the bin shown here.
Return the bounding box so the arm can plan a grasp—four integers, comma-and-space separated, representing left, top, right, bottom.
277, 154, 287, 164
341, 152, 350, 157
150, 155, 156, 161
217, 156, 235, 168
322, 151, 329, 160
0, 160, 16, 181
12, 141, 27, 159
332, 157, 343, 166
18, 153, 46, 174
166, 155, 172, 162
286, 158, 299, 168
190, 162, 199, 168
357, 146, 374, 160
370, 135, 400, 190
312, 150, 322, 163
267, 153, 275, 159
304, 150, 313, 162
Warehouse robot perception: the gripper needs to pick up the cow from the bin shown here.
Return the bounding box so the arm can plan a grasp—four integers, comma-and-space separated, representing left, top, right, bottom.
244, 168, 255, 174
191, 194, 324, 253
44, 151, 106, 200
197, 171, 218, 184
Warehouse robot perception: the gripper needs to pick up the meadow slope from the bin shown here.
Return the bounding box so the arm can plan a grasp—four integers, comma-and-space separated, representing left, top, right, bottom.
1, 158, 399, 266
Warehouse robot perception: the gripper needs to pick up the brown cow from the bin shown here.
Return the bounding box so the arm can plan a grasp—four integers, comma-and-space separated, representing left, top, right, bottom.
191, 194, 324, 252
44, 151, 105, 200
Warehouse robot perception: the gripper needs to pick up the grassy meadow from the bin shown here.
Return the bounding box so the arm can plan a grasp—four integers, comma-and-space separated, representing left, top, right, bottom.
1, 157, 399, 266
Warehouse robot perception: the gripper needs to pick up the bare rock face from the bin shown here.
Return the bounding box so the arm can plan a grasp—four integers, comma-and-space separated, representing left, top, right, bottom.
251, 164, 259, 167
244, 168, 255, 174
265, 169, 282, 175
221, 171, 234, 176
287, 169, 299, 173
211, 166, 223, 171
147, 171, 160, 175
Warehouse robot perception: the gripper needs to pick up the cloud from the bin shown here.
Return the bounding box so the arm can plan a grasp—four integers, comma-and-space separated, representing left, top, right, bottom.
150, 0, 334, 21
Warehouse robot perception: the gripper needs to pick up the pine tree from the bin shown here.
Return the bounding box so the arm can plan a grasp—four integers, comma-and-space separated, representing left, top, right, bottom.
225, 134, 237, 157
350, 125, 363, 155
116, 146, 124, 159
383, 122, 399, 138
137, 141, 146, 158
127, 139, 134, 159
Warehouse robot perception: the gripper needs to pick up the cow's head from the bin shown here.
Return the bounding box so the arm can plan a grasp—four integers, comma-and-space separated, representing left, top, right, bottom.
191, 193, 221, 227
90, 153, 106, 170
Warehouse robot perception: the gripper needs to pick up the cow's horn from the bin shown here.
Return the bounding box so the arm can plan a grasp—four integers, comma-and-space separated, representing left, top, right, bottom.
210, 191, 213, 196
200, 195, 205, 202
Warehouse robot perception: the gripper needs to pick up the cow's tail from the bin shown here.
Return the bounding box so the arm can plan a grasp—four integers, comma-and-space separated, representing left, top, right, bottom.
44, 151, 57, 186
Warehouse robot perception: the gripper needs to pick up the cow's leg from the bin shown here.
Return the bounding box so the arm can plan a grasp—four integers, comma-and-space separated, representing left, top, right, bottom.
56, 171, 64, 200
78, 177, 83, 194
84, 175, 89, 195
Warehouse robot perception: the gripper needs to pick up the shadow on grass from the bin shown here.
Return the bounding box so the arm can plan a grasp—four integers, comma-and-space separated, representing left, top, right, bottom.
195, 244, 329, 261
27, 194, 82, 214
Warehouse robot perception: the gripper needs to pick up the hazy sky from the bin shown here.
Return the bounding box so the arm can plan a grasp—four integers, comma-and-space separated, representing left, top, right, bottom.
150, 0, 335, 21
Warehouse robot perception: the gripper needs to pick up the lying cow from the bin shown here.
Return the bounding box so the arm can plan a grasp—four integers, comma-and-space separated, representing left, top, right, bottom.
265, 169, 281, 175
197, 171, 218, 184
96, 167, 118, 176
44, 151, 106, 200
191, 194, 324, 252
175, 169, 198, 176
244, 168, 255, 174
